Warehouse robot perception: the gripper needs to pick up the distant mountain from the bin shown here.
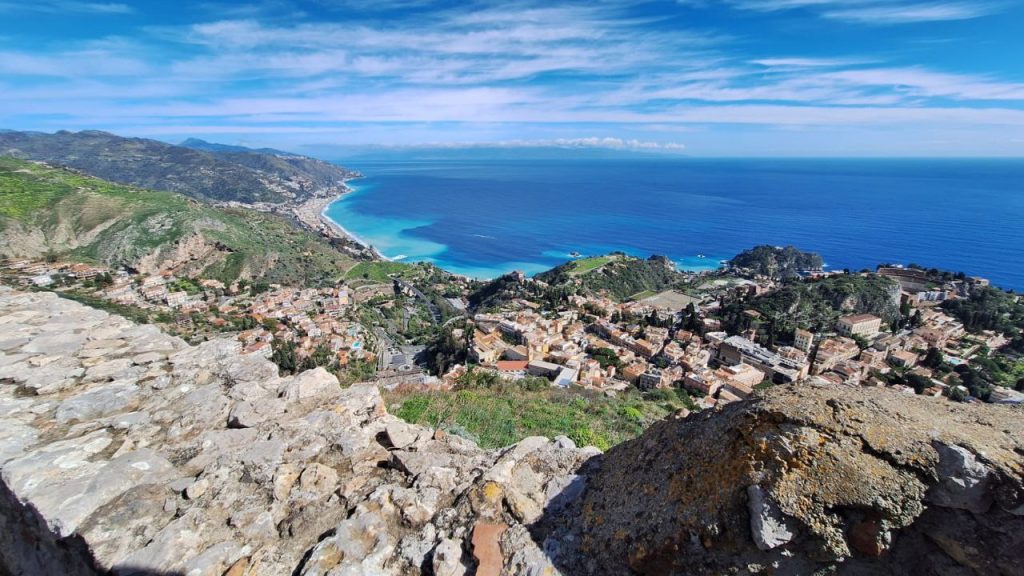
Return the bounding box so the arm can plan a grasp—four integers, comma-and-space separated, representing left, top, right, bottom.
0, 130, 358, 205
179, 138, 284, 155
0, 158, 354, 284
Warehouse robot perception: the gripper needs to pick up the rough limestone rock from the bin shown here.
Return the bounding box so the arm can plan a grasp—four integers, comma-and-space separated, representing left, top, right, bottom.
927, 443, 995, 514
2, 287, 1023, 576
538, 381, 1024, 575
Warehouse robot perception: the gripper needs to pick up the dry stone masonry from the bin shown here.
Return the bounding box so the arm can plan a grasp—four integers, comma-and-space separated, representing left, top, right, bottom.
1, 286, 1022, 575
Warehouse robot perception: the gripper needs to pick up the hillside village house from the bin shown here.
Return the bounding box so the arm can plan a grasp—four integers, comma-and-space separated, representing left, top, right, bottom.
793, 329, 814, 353
718, 335, 807, 383
836, 314, 883, 338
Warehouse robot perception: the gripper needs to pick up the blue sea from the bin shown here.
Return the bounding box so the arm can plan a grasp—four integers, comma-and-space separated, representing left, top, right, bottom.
323, 157, 1024, 290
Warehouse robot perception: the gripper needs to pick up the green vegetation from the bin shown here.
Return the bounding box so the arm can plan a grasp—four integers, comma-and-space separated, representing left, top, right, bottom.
589, 347, 622, 370
270, 339, 377, 384
532, 254, 687, 302
718, 274, 900, 340
628, 290, 658, 301
565, 255, 615, 275
0, 129, 357, 204
729, 245, 824, 279
345, 261, 415, 283
387, 377, 686, 450
0, 158, 355, 285
55, 290, 155, 325
963, 353, 1024, 392
468, 253, 689, 314
942, 286, 1024, 335
424, 322, 470, 375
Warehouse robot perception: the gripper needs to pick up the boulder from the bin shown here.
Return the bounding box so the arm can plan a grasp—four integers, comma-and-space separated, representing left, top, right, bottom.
926, 443, 994, 514
279, 367, 339, 403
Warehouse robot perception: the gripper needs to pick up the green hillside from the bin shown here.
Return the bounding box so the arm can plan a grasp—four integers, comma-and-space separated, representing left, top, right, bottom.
536, 254, 686, 300
729, 245, 824, 279
0, 130, 357, 204
717, 273, 901, 336
0, 157, 355, 284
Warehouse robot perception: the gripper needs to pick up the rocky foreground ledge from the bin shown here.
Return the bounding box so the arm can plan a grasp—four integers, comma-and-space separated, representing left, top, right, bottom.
1, 287, 1022, 576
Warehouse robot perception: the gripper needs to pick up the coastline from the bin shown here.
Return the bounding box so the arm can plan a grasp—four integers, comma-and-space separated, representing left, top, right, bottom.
306, 185, 730, 278
291, 180, 390, 261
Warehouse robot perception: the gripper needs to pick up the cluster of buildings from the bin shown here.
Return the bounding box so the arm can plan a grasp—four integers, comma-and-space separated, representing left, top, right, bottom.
457, 272, 1022, 407
463, 292, 718, 397
469, 307, 589, 388
1, 258, 109, 287
5, 255, 1019, 406
227, 285, 372, 367
0, 257, 373, 367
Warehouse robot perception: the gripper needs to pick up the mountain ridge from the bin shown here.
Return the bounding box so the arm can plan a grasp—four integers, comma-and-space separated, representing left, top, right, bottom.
0, 129, 358, 205
0, 157, 354, 284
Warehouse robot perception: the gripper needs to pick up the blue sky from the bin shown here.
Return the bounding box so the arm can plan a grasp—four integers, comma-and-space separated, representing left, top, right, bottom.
2, 0, 1023, 156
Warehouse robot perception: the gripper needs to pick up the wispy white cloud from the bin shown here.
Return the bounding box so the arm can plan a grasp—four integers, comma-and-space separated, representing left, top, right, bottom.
823, 2, 999, 23
0, 49, 149, 77
820, 67, 1024, 100
750, 57, 877, 68
0, 1, 134, 14
166, 6, 723, 88
1, 0, 1022, 154
727, 0, 1001, 23
364, 137, 687, 151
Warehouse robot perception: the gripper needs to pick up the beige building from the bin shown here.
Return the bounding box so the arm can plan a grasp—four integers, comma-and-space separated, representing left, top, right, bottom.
836, 314, 882, 338
888, 349, 919, 368
813, 337, 861, 374
793, 329, 814, 353
717, 363, 765, 399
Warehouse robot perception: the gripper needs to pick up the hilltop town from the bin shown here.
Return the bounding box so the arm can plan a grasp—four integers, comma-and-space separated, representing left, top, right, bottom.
3, 251, 1024, 576
4, 245, 1023, 448
455, 256, 1021, 410
1, 135, 1022, 449
2, 137, 1024, 576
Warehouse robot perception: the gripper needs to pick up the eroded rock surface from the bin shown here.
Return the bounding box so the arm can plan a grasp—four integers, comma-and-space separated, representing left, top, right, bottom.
541, 380, 1024, 575
2, 287, 1022, 576
0, 289, 590, 576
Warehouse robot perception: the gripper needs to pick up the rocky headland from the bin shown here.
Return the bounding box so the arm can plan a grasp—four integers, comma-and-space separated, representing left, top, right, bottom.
1, 287, 1022, 575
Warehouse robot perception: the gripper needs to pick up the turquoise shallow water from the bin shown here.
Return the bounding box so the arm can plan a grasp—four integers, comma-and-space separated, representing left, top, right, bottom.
323, 157, 1024, 289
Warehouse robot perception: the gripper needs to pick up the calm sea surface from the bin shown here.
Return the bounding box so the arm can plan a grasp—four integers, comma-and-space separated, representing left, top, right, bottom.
323, 158, 1024, 290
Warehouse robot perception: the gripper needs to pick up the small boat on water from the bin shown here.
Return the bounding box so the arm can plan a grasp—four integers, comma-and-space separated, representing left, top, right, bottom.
697, 254, 706, 259
569, 251, 582, 258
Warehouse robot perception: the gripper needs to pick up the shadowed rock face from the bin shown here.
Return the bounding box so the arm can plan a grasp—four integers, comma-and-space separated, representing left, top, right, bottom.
1, 286, 1022, 576
538, 382, 1024, 575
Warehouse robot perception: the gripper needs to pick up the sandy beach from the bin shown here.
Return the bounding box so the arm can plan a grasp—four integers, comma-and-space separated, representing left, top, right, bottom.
291, 183, 388, 261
